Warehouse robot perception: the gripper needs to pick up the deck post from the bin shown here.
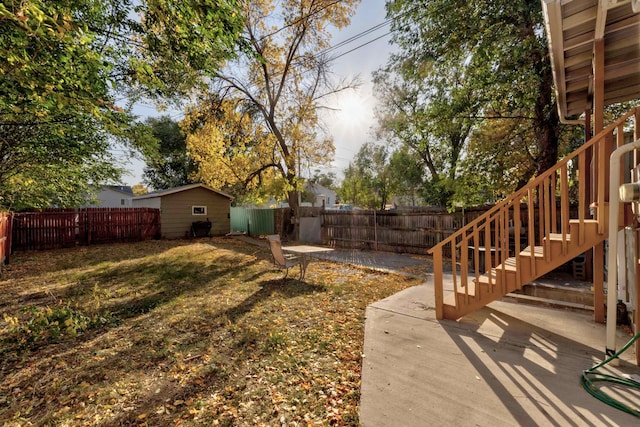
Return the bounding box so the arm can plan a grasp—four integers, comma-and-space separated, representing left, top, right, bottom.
433, 249, 444, 320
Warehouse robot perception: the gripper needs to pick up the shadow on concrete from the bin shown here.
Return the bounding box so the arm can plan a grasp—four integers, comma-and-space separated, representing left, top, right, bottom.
359, 284, 640, 426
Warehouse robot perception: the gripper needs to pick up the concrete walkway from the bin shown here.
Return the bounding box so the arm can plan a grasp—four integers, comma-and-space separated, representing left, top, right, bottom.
231, 234, 427, 277
359, 281, 640, 426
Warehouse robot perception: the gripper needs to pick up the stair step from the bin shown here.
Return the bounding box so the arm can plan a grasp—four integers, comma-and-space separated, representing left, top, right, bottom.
516, 233, 571, 260
548, 233, 570, 242
501, 258, 519, 270
520, 246, 544, 257
569, 218, 605, 236
569, 218, 598, 225
503, 293, 594, 312
513, 280, 593, 304
439, 213, 613, 320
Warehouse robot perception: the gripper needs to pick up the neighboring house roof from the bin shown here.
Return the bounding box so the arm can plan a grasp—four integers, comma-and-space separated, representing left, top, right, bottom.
132, 183, 234, 201
542, 0, 640, 121
103, 185, 134, 196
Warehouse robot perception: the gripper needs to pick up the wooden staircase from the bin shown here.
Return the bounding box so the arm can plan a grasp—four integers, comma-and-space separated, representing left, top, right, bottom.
429, 107, 640, 320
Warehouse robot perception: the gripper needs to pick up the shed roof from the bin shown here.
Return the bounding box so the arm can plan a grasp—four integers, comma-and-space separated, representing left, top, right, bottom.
132, 183, 234, 201
542, 0, 640, 120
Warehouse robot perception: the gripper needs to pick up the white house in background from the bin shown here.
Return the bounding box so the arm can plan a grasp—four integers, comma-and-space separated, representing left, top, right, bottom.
306, 183, 336, 208
90, 185, 134, 208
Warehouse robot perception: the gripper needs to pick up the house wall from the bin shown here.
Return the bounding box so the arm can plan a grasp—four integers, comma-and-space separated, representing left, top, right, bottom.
307, 184, 336, 208
313, 191, 336, 208
93, 189, 132, 207
158, 187, 231, 238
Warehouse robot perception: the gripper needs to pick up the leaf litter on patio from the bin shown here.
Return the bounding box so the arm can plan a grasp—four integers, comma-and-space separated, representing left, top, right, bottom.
0, 237, 422, 426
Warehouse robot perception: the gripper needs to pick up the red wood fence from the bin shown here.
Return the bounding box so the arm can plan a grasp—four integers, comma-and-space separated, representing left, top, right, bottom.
79, 208, 161, 245
11, 209, 76, 251
11, 208, 161, 251
0, 212, 12, 266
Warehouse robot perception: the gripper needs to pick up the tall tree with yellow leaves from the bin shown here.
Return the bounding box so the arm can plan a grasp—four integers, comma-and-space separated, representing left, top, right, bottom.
183, 96, 287, 204
187, 0, 361, 208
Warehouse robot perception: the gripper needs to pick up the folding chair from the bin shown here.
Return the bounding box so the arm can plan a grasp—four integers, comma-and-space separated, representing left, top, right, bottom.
266, 234, 302, 279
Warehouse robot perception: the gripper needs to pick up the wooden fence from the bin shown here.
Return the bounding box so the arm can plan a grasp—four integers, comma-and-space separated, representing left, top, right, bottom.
319, 205, 577, 255
321, 209, 463, 254
11, 208, 161, 251
0, 212, 12, 266
79, 208, 160, 245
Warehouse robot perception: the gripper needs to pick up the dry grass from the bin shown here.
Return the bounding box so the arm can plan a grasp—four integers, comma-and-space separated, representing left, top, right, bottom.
0, 237, 422, 426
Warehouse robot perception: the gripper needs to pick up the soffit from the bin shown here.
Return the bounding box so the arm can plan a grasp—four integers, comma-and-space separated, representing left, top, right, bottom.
543, 0, 640, 120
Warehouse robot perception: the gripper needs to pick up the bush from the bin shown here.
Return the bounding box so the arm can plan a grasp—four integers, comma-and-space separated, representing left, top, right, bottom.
2, 303, 111, 350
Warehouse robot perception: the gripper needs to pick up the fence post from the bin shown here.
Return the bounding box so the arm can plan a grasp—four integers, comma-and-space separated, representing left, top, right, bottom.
373, 209, 378, 250
0, 213, 12, 267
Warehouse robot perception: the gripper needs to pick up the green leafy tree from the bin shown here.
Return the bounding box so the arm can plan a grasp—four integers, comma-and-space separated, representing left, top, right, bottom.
388, 147, 424, 207
128, 0, 246, 100
0, 116, 123, 210
309, 170, 337, 190
0, 0, 244, 208
377, 0, 563, 208
374, 62, 475, 208
339, 142, 392, 210
142, 116, 194, 190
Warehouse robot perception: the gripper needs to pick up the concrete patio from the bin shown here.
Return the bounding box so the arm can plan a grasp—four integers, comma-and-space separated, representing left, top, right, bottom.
359, 281, 640, 426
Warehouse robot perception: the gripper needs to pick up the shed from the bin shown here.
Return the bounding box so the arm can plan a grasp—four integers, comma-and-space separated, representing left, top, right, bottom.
132, 184, 233, 239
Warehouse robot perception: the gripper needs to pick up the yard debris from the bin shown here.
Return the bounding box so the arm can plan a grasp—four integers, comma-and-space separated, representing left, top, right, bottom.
0, 238, 421, 425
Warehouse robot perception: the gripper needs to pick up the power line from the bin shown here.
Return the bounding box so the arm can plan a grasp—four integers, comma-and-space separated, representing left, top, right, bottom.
329, 31, 392, 61
320, 19, 392, 56
128, 6, 412, 120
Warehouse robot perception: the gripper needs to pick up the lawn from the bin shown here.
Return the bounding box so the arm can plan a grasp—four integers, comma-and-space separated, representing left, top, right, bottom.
0, 237, 423, 426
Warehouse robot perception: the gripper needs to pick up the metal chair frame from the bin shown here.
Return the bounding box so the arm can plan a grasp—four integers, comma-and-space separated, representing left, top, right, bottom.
266, 234, 302, 279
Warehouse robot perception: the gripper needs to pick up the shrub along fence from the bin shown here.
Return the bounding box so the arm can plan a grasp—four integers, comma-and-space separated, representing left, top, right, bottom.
11, 208, 161, 252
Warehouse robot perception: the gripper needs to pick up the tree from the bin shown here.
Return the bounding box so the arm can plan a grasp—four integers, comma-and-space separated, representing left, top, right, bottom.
131, 183, 148, 196
142, 116, 194, 191
378, 0, 563, 208
184, 95, 289, 205
127, 0, 247, 100
388, 147, 424, 207
0, 115, 123, 210
309, 170, 337, 190
339, 142, 392, 210
201, 0, 361, 209
374, 65, 475, 207
0, 0, 245, 208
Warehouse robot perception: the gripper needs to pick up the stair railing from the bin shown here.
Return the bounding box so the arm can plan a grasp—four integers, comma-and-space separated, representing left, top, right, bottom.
429, 107, 640, 320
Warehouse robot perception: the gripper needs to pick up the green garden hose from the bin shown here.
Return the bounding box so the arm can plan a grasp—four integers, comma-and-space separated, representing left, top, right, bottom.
580, 332, 640, 417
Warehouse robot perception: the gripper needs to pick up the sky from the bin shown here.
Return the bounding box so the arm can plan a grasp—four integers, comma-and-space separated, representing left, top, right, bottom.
117, 0, 395, 187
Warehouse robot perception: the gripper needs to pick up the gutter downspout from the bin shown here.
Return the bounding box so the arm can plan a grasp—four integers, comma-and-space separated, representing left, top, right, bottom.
607, 138, 640, 360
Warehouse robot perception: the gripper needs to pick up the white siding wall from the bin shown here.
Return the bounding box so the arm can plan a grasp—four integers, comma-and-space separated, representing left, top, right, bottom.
93, 189, 132, 207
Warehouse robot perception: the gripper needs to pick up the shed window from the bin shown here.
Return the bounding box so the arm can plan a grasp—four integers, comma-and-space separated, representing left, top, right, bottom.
192, 206, 207, 215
